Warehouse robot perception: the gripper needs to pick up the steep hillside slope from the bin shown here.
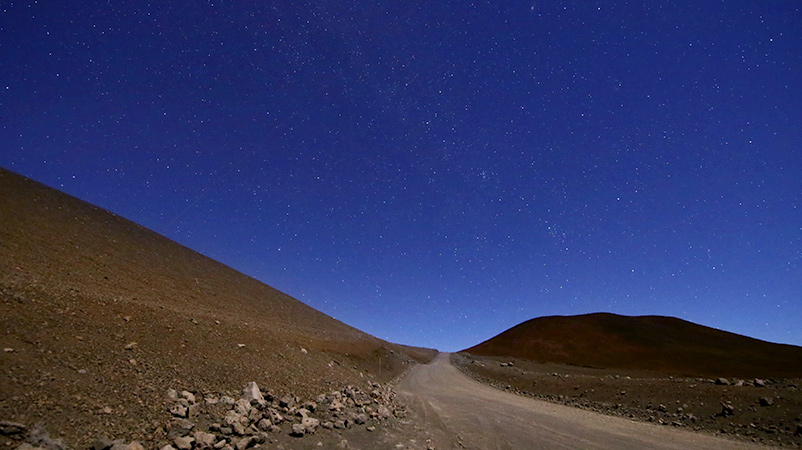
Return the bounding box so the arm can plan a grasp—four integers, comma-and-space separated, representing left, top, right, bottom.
463, 313, 802, 378
0, 167, 435, 446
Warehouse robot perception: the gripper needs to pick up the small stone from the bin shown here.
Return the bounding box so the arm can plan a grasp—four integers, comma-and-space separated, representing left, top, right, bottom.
279, 395, 295, 409
173, 437, 194, 450
180, 390, 196, 404
329, 400, 345, 412
213, 441, 227, 450
302, 401, 317, 413
124, 342, 137, 351
3, 348, 13, 353
0, 421, 28, 436
242, 382, 266, 407
194, 431, 216, 448
754, 378, 766, 387
376, 406, 391, 420
159, 446, 176, 450
715, 378, 729, 386
232, 422, 246, 436
366, 426, 376, 432
290, 423, 305, 437
301, 417, 319, 434
91, 436, 114, 450
234, 437, 255, 450
167, 389, 179, 401
224, 410, 243, 426
168, 418, 195, 437
758, 397, 773, 407
127, 442, 145, 450
721, 403, 735, 416
170, 404, 188, 418
234, 399, 251, 415
257, 419, 271, 431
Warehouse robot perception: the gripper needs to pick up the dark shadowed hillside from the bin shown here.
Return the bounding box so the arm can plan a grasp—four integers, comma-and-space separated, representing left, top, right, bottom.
463, 312, 802, 378
0, 167, 435, 447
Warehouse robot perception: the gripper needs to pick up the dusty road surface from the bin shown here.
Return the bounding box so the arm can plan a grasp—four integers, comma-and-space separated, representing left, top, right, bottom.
397, 353, 776, 450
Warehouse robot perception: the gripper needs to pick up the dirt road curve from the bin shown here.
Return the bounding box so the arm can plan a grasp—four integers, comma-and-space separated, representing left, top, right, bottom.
397, 353, 776, 450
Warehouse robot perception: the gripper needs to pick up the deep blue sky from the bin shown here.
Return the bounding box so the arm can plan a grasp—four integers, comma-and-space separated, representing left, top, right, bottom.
2, 1, 800, 351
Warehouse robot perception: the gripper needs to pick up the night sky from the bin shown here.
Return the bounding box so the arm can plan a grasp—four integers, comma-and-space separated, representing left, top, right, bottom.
2, 1, 800, 351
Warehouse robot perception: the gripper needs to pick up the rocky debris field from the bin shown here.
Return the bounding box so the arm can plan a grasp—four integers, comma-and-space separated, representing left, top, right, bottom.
1, 381, 410, 450
452, 353, 802, 448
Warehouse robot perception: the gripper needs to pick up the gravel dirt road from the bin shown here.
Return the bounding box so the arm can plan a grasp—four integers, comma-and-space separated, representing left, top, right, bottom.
397, 353, 777, 450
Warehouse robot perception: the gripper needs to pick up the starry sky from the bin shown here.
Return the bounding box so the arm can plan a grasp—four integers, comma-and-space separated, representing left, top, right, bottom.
2, 1, 801, 351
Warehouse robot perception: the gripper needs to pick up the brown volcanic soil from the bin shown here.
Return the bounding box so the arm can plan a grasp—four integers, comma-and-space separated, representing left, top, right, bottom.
0, 168, 436, 448
464, 313, 802, 379
453, 353, 802, 448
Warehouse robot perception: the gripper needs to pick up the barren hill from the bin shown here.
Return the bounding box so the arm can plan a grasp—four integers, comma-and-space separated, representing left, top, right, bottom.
463, 312, 802, 378
0, 167, 435, 446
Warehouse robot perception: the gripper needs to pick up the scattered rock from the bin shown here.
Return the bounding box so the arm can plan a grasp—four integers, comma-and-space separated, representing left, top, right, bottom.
758, 397, 773, 407
0, 420, 27, 436
173, 436, 194, 450
256, 419, 271, 431
234, 436, 255, 450
193, 431, 216, 449
90, 436, 115, 450
27, 424, 66, 450
15, 444, 39, 450
233, 399, 251, 416
754, 378, 766, 387
301, 417, 319, 434
720, 402, 735, 416
169, 404, 188, 418
290, 423, 306, 437
241, 382, 266, 407
180, 391, 196, 404
715, 378, 729, 386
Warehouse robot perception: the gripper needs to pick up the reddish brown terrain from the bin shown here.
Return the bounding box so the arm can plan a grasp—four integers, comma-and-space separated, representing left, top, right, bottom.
458, 313, 802, 447
465, 313, 802, 378
0, 168, 436, 449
